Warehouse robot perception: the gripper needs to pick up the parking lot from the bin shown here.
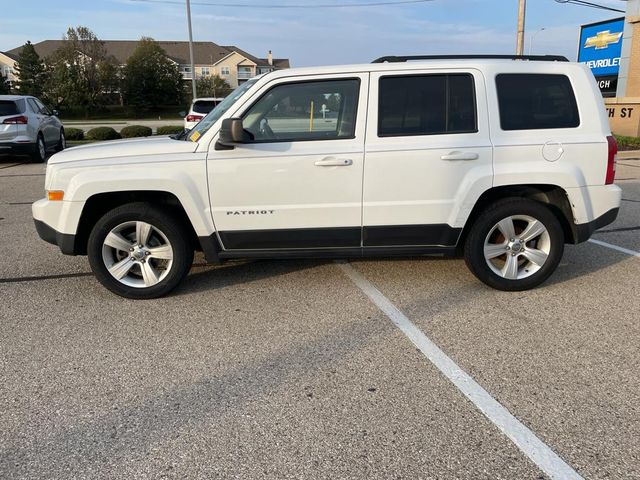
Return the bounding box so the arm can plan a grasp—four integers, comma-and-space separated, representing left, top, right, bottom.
1, 154, 638, 479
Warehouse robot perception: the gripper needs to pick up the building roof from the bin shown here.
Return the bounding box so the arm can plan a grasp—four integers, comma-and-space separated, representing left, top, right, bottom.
6, 40, 289, 68
0, 51, 18, 61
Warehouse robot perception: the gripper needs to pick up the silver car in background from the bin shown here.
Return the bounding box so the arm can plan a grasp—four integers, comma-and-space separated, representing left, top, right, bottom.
0, 95, 65, 162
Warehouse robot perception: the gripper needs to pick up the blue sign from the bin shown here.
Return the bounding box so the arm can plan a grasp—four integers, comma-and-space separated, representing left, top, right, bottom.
578, 17, 625, 77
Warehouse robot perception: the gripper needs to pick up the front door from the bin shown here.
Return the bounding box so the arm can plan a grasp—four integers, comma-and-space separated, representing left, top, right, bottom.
363, 69, 493, 248
208, 73, 368, 251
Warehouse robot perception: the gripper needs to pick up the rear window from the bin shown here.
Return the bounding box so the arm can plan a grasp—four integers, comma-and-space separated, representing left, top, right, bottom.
192, 100, 220, 114
0, 100, 20, 116
496, 74, 579, 130
378, 74, 477, 137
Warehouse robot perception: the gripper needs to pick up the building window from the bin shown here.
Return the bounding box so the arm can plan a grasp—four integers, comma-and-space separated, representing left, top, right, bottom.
221, 66, 230, 75
182, 66, 192, 73
201, 67, 210, 76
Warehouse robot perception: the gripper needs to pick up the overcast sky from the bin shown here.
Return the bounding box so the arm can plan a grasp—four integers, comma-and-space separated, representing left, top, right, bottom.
1, 0, 629, 65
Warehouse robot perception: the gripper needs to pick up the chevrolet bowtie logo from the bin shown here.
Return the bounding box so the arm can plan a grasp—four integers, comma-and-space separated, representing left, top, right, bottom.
584, 30, 623, 50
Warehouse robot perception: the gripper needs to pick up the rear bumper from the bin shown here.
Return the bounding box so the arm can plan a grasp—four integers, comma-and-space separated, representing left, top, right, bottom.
574, 207, 619, 243
34, 219, 77, 255
0, 141, 35, 155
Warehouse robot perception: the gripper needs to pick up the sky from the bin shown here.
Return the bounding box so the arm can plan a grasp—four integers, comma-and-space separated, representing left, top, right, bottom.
0, 0, 630, 66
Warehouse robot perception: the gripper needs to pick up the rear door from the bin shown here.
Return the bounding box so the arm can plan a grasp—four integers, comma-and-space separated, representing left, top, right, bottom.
363, 68, 493, 248
208, 73, 368, 250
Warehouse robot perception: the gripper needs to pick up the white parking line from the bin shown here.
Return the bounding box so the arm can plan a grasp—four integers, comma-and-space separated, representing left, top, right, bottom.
588, 238, 640, 257
338, 262, 583, 480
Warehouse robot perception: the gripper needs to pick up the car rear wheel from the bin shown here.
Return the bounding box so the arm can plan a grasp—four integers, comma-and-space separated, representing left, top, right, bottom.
87, 203, 194, 299
464, 198, 564, 291
31, 134, 46, 163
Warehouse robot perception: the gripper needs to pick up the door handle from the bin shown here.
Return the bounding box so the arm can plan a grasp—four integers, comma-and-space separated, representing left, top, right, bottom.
440, 151, 479, 161
314, 157, 353, 166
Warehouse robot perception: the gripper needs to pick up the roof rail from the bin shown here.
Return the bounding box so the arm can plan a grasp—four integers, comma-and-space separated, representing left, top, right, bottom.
372, 54, 569, 63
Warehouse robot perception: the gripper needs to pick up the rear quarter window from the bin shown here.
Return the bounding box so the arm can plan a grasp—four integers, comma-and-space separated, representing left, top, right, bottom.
496, 74, 579, 130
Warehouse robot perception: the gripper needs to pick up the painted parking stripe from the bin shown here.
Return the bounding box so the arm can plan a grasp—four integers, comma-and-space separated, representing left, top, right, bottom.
588, 238, 640, 258
338, 262, 583, 480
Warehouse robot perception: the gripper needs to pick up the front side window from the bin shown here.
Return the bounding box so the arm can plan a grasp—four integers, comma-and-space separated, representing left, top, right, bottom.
496, 74, 579, 130
241, 79, 360, 142
378, 74, 477, 137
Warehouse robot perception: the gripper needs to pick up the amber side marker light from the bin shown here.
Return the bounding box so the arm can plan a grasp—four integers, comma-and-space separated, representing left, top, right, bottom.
47, 191, 64, 201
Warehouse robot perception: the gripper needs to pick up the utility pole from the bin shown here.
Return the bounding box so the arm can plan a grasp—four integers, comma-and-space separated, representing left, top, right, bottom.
516, 0, 526, 55
186, 0, 197, 99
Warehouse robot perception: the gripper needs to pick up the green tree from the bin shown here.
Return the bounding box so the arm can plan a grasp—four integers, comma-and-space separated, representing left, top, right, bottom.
44, 26, 119, 112
121, 37, 183, 110
196, 74, 232, 98
14, 41, 45, 97
0, 74, 10, 94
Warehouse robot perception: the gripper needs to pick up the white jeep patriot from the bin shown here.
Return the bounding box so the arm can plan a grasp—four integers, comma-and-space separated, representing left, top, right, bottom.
32, 55, 622, 299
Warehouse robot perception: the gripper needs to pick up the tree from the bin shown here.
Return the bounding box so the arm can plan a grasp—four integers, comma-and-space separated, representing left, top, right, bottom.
44, 26, 119, 112
121, 37, 184, 110
0, 74, 10, 94
14, 41, 45, 97
196, 74, 232, 98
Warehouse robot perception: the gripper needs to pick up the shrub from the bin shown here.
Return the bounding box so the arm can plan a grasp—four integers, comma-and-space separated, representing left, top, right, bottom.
64, 127, 84, 141
157, 125, 185, 136
85, 127, 121, 141
614, 134, 640, 150
120, 125, 152, 138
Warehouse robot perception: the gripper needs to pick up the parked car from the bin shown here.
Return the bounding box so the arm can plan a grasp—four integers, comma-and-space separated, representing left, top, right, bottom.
183, 97, 224, 130
0, 95, 65, 162
33, 55, 621, 299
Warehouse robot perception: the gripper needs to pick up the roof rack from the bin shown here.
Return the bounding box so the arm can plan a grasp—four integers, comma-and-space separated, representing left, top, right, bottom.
372, 54, 569, 63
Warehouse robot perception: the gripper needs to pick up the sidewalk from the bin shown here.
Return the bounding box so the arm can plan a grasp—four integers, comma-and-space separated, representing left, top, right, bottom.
618, 150, 640, 160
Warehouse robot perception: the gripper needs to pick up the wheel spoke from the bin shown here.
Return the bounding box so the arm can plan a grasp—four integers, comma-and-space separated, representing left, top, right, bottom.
522, 247, 548, 267
501, 254, 519, 280
140, 261, 160, 287
484, 243, 507, 260
104, 232, 133, 252
497, 217, 516, 240
136, 221, 153, 246
520, 219, 546, 243
108, 257, 135, 280
147, 244, 173, 260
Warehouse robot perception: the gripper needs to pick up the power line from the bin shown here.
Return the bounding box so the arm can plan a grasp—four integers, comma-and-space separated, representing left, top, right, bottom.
554, 0, 625, 13
128, 0, 435, 8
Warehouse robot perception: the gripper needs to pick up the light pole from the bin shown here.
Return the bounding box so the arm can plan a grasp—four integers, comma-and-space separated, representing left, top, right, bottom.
529, 27, 546, 55
516, 0, 526, 55
186, 0, 197, 99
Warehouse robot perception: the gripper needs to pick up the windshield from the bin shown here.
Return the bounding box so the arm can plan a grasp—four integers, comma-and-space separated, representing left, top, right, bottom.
187, 79, 258, 142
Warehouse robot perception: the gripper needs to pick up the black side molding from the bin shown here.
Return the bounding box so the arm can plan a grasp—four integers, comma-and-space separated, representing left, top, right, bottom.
574, 207, 619, 244
34, 219, 77, 255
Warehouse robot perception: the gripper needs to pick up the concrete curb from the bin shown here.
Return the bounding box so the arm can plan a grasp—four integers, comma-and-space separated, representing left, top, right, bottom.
618, 150, 640, 159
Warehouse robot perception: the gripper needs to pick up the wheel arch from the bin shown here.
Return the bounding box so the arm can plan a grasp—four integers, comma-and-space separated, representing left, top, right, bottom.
457, 184, 577, 253
73, 191, 202, 256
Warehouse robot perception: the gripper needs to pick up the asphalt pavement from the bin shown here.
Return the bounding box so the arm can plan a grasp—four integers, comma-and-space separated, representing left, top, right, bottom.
0, 155, 638, 479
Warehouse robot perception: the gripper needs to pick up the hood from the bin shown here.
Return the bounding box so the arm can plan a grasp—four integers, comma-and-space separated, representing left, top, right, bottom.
48, 136, 198, 165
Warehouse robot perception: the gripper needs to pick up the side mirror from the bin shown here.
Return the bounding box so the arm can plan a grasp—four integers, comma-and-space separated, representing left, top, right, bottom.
51, 109, 59, 117
217, 118, 251, 148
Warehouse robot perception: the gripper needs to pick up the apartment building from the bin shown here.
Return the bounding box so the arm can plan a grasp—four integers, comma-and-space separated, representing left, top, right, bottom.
1, 40, 290, 89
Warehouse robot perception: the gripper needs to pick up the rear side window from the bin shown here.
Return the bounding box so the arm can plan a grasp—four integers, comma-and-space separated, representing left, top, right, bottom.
496, 74, 579, 130
0, 100, 19, 116
378, 74, 477, 137
192, 100, 220, 114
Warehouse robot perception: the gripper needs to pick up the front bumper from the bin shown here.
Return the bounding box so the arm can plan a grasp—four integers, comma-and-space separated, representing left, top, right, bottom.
34, 219, 77, 255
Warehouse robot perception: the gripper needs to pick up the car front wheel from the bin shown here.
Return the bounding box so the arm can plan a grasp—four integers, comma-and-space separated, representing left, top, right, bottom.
464, 198, 564, 291
87, 203, 194, 299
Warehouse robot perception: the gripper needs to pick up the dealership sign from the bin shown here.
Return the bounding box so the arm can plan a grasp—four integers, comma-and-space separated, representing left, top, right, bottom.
578, 17, 625, 96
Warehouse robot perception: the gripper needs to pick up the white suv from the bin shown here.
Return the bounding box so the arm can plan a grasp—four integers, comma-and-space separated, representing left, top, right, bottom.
183, 97, 224, 130
33, 55, 622, 299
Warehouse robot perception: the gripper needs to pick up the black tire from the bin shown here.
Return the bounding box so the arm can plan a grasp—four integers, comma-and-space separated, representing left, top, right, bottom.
463, 198, 564, 291
31, 134, 46, 163
87, 202, 194, 299
54, 129, 65, 152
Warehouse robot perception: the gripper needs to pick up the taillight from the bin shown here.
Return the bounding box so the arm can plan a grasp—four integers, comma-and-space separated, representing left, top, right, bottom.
2, 115, 28, 124
606, 135, 617, 185
186, 114, 203, 123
